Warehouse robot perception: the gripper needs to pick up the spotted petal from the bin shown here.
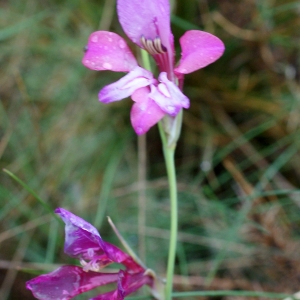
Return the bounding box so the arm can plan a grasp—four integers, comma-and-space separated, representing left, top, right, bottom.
174, 30, 225, 75
130, 87, 165, 135
149, 72, 189, 116
82, 31, 138, 72
26, 266, 119, 300
117, 0, 174, 62
99, 66, 155, 103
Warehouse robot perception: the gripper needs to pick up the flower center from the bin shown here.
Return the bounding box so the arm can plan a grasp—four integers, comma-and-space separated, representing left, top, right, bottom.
140, 36, 174, 82
140, 36, 166, 55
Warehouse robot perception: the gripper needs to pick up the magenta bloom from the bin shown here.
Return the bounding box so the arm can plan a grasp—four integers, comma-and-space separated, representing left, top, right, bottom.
82, 0, 224, 135
26, 208, 154, 300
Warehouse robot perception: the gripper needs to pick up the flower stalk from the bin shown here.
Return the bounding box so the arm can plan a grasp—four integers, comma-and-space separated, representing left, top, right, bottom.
141, 38, 180, 297
159, 123, 178, 300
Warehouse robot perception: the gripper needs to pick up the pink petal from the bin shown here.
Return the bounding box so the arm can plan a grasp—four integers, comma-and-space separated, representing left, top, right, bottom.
102, 241, 144, 272
91, 270, 153, 300
26, 266, 119, 300
99, 66, 155, 103
119, 271, 153, 296
117, 0, 174, 56
130, 87, 165, 135
149, 72, 189, 116
82, 31, 138, 72
174, 30, 225, 75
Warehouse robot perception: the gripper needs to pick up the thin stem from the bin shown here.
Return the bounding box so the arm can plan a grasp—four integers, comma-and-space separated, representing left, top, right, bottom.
3, 169, 60, 223
159, 124, 178, 300
141, 49, 152, 71
164, 147, 177, 300
140, 47, 179, 300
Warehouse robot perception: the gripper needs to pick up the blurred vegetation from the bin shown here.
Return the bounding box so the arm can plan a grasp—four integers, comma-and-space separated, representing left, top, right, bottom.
1, 0, 300, 299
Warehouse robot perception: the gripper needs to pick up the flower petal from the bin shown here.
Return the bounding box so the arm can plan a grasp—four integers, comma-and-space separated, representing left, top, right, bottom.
91, 291, 116, 300
26, 266, 119, 300
149, 72, 189, 116
101, 241, 144, 272
82, 31, 138, 72
174, 30, 225, 75
130, 87, 165, 135
99, 66, 155, 103
56, 208, 144, 272
55, 208, 104, 258
91, 270, 153, 300
117, 0, 174, 55
119, 271, 153, 296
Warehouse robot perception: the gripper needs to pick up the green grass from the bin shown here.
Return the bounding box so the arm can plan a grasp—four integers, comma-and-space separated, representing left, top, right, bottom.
1, 0, 300, 299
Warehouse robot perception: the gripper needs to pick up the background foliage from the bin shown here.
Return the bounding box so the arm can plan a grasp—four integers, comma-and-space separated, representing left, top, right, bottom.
1, 0, 300, 299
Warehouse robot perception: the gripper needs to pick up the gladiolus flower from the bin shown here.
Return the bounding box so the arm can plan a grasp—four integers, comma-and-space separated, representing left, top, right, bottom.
83, 31, 188, 135
26, 208, 155, 300
82, 0, 224, 135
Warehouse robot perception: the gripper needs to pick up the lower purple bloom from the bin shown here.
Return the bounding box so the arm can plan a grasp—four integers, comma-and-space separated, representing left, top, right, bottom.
26, 208, 155, 300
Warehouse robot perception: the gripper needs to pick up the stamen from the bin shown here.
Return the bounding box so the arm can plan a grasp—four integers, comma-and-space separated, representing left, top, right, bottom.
91, 261, 100, 272
146, 39, 156, 55
140, 36, 147, 50
140, 36, 166, 55
81, 259, 101, 272
80, 258, 87, 267
154, 37, 166, 53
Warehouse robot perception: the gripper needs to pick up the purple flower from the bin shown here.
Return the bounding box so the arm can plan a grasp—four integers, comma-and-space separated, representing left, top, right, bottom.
26, 208, 154, 300
82, 0, 224, 135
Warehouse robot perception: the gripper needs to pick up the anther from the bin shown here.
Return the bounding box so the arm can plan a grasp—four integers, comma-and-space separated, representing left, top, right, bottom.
140, 36, 166, 55
154, 37, 166, 53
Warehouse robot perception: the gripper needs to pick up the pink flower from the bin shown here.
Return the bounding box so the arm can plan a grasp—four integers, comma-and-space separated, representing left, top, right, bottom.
82, 0, 224, 135
26, 208, 154, 300
83, 32, 187, 135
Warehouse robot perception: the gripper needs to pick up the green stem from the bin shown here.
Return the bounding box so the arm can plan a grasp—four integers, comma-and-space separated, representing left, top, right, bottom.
140, 47, 179, 300
141, 49, 152, 71
159, 124, 178, 300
